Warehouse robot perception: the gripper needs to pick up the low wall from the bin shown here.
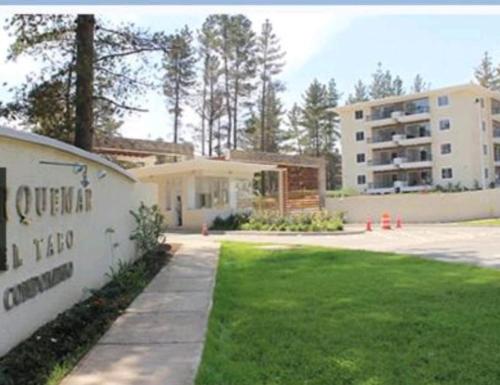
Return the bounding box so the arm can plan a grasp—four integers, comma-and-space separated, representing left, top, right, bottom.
326, 189, 500, 223
0, 127, 156, 356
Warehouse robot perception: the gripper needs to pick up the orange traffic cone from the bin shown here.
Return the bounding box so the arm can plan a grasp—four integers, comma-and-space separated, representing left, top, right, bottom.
381, 213, 391, 230
201, 223, 209, 236
396, 216, 402, 229
366, 217, 373, 232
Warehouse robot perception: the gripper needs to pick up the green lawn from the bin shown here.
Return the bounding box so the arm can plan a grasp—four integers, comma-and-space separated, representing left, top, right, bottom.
461, 218, 500, 226
196, 242, 500, 385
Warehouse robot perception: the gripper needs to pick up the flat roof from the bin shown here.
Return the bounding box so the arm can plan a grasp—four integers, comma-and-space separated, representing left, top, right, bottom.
334, 83, 500, 112
94, 136, 194, 157
130, 158, 278, 178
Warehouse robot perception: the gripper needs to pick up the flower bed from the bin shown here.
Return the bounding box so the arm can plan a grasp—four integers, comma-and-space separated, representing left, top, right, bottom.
0, 249, 170, 385
211, 210, 344, 232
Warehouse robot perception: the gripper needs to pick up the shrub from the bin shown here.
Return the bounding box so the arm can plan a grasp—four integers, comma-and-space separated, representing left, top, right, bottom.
129, 202, 166, 254
241, 210, 344, 232
210, 212, 251, 230
0, 250, 170, 385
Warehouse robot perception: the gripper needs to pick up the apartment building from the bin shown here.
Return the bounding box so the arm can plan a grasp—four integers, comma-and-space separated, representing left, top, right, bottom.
336, 84, 500, 194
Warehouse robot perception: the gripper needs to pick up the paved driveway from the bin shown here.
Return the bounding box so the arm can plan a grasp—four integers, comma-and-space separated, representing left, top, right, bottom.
167, 224, 500, 268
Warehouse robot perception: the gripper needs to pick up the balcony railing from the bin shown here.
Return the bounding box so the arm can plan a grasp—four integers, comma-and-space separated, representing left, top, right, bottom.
369, 153, 432, 166
370, 131, 431, 144
368, 105, 430, 121
368, 179, 433, 189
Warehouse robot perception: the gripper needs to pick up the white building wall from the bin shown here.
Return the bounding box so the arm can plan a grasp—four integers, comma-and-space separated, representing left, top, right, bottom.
0, 131, 156, 356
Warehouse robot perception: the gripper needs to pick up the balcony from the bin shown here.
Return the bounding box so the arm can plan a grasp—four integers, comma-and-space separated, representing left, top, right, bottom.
367, 101, 430, 127
494, 127, 500, 144
369, 153, 433, 172
368, 130, 432, 149
367, 180, 432, 194
491, 99, 500, 118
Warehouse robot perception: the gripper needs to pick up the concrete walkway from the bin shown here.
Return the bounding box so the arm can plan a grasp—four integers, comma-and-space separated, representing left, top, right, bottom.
61, 241, 220, 385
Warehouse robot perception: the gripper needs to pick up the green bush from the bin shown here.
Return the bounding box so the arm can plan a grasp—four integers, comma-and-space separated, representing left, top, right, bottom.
0, 251, 170, 385
129, 202, 166, 254
240, 210, 344, 232
210, 212, 251, 230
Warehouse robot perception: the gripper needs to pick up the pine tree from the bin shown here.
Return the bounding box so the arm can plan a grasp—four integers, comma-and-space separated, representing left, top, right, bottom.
163, 26, 197, 144
255, 19, 285, 152
5, 14, 170, 149
324, 78, 341, 153
411, 74, 429, 93
243, 82, 284, 153
392, 75, 405, 96
347, 80, 369, 104
474, 51, 499, 90
370, 62, 390, 99
281, 103, 305, 154
301, 79, 329, 157
210, 14, 257, 151
227, 15, 256, 149
196, 16, 222, 156
369, 62, 404, 99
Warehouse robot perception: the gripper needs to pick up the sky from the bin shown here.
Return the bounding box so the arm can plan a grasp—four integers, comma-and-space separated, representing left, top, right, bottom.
1, 5, 500, 146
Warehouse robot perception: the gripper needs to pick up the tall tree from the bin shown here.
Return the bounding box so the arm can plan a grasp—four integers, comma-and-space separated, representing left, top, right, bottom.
243, 82, 284, 153
74, 14, 95, 151
369, 62, 404, 99
5, 14, 170, 149
196, 17, 225, 156
347, 80, 369, 104
255, 19, 285, 152
281, 103, 305, 154
301, 79, 329, 157
227, 15, 256, 150
474, 51, 499, 90
392, 75, 405, 96
411, 74, 430, 93
163, 26, 197, 144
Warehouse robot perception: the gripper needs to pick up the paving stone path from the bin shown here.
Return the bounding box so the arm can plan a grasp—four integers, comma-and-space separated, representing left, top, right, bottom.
61, 241, 220, 385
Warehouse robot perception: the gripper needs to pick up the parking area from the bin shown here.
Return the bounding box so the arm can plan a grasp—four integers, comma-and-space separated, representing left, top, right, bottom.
167, 224, 500, 268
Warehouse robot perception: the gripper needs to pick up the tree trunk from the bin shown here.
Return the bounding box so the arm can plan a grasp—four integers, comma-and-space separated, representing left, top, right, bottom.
64, 59, 74, 138
74, 14, 95, 151
222, 25, 232, 150
217, 117, 222, 156
173, 75, 180, 143
259, 79, 267, 152
232, 77, 239, 149
200, 55, 208, 156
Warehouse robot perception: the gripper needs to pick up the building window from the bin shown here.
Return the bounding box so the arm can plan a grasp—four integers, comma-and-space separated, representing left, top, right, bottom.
357, 175, 366, 185
439, 119, 451, 131
355, 110, 363, 120
484, 145, 488, 155
195, 177, 229, 209
355, 131, 364, 141
441, 168, 453, 179
482, 121, 487, 131
441, 143, 452, 155
356, 153, 366, 163
485, 168, 489, 179
437, 95, 449, 107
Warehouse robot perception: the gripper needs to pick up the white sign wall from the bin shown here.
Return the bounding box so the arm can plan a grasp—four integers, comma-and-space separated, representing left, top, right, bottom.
0, 127, 156, 356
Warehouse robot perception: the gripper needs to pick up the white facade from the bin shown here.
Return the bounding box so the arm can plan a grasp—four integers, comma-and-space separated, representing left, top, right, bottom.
336, 84, 500, 194
0, 127, 156, 356
131, 158, 278, 230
